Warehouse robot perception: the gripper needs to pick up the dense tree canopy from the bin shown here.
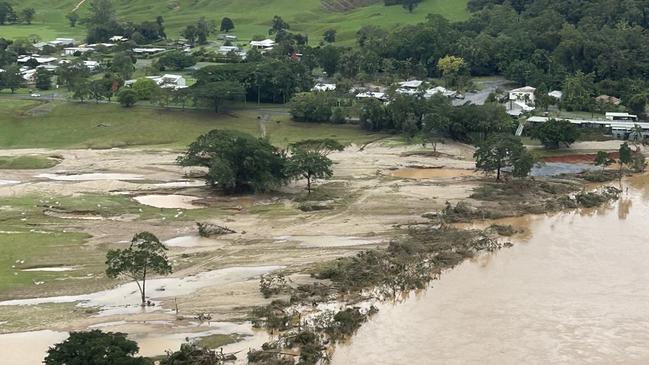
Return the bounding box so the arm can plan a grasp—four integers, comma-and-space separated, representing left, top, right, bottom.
530, 119, 580, 149
178, 130, 288, 193
44, 330, 148, 365
474, 134, 534, 180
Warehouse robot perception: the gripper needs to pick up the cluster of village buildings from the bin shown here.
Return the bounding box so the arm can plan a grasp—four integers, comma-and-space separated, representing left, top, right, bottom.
0, 34, 279, 88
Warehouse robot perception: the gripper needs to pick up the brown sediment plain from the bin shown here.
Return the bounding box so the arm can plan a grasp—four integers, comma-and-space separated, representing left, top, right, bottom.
0, 140, 496, 359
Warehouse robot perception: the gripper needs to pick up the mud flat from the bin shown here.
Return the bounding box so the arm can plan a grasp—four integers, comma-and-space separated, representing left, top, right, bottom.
332, 175, 649, 365
37, 173, 145, 181
0, 266, 284, 316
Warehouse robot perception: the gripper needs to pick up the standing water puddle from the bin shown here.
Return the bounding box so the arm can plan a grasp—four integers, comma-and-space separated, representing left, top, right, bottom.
36, 173, 144, 181
134, 195, 201, 209
0, 266, 283, 316
0, 180, 20, 185
333, 174, 649, 365
164, 235, 226, 248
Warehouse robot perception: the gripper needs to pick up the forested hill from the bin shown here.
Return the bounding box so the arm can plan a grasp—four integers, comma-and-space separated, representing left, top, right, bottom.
0, 0, 469, 43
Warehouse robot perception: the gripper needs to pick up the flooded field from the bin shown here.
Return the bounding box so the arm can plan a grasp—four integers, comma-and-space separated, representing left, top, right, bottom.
333, 174, 649, 365
0, 266, 283, 316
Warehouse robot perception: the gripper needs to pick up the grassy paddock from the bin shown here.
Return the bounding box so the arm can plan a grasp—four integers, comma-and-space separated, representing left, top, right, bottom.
0, 0, 469, 43
0, 155, 60, 169
0, 100, 381, 149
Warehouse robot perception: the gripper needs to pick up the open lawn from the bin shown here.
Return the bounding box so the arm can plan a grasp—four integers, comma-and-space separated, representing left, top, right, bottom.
0, 155, 60, 169
0, 99, 382, 149
0, 0, 469, 44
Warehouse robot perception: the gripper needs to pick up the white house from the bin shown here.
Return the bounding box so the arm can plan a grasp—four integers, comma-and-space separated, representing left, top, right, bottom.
49, 38, 76, 47
396, 80, 423, 95
64, 47, 94, 56
548, 90, 563, 100
132, 48, 166, 54
131, 74, 187, 89
83, 60, 100, 71
21, 69, 37, 82
312, 83, 336, 92
425, 86, 457, 99
509, 86, 536, 105
606, 112, 638, 122
356, 91, 387, 101
218, 45, 240, 54
109, 36, 128, 43
250, 39, 275, 50
17, 55, 58, 65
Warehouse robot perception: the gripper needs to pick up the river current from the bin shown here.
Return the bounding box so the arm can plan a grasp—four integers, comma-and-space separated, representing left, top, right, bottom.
333, 174, 649, 365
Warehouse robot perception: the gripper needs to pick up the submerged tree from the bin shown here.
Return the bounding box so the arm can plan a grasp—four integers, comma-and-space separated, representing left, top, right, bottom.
106, 232, 172, 305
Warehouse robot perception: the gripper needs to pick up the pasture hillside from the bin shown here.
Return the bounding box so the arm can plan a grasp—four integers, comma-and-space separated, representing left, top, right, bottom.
1, 0, 469, 43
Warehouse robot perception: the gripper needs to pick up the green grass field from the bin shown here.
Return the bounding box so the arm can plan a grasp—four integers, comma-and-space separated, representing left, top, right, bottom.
0, 0, 469, 43
0, 155, 60, 169
0, 99, 382, 149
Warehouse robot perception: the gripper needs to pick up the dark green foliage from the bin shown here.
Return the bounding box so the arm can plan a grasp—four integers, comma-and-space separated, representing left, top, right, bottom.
156, 51, 196, 71
178, 130, 288, 193
44, 330, 148, 365
35, 68, 52, 90
220, 17, 235, 32
288, 92, 336, 123
161, 343, 223, 365
286, 139, 343, 193
191, 81, 245, 112
323, 29, 336, 43
530, 119, 579, 149
474, 134, 533, 180
118, 89, 138, 107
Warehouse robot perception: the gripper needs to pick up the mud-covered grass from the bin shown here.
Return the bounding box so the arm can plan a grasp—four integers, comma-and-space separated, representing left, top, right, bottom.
0, 155, 60, 169
0, 303, 89, 334
196, 333, 242, 349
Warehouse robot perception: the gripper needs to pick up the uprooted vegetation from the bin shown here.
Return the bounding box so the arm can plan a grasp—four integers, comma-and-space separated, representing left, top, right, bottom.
469, 179, 620, 217
248, 226, 511, 364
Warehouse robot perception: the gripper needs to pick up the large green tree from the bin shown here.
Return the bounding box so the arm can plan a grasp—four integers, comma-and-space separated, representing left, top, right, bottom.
286, 139, 344, 193
530, 119, 580, 149
44, 330, 148, 365
220, 17, 234, 33
192, 81, 245, 112
474, 134, 533, 180
106, 232, 172, 305
2, 65, 23, 93
178, 130, 288, 193
35, 68, 52, 90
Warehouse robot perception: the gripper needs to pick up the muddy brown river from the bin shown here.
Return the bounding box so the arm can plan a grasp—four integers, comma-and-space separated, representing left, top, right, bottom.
333, 174, 649, 365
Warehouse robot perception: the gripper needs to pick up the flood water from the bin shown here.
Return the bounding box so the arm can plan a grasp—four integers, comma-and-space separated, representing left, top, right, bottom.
133, 194, 201, 209
333, 174, 649, 365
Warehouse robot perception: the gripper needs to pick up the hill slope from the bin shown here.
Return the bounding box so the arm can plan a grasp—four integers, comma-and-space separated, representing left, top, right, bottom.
3, 0, 469, 43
